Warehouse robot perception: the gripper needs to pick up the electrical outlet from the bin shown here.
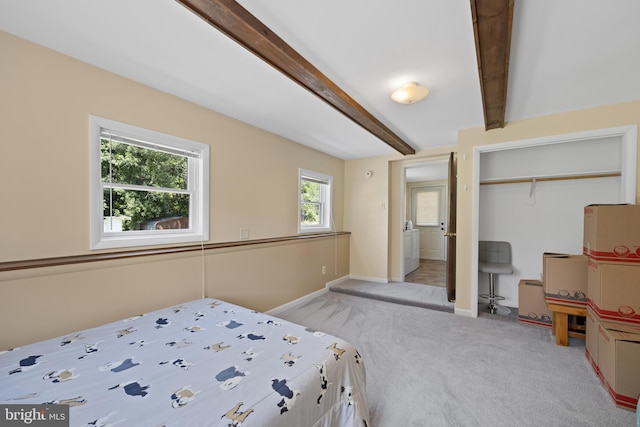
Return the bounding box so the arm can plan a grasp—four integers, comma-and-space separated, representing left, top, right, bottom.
240, 228, 249, 240
321, 266, 326, 275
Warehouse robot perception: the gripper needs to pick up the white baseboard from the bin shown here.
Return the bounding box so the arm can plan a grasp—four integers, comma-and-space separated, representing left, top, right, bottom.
349, 274, 389, 284
325, 275, 350, 287
267, 288, 328, 316
454, 307, 476, 317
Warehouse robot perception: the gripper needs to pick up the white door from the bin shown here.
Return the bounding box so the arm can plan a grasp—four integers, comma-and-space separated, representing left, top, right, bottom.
411, 185, 446, 260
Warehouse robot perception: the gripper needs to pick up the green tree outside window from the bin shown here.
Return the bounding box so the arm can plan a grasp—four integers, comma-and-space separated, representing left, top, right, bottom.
102, 139, 190, 231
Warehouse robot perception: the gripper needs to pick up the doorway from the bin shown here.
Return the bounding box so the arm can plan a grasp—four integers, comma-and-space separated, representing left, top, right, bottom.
411, 185, 446, 259
402, 160, 449, 288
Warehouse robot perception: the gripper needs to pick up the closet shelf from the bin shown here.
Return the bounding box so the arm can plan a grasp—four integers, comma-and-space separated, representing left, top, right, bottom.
479, 170, 621, 186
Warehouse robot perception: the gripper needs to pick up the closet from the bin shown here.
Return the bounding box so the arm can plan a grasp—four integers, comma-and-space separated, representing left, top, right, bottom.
478, 135, 627, 308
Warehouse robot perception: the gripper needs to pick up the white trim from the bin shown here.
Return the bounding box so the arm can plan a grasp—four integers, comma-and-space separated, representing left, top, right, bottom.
471, 125, 637, 318
454, 307, 475, 317
298, 168, 333, 233
90, 116, 209, 249
349, 274, 389, 283
266, 288, 328, 316
265, 274, 350, 316
325, 275, 351, 287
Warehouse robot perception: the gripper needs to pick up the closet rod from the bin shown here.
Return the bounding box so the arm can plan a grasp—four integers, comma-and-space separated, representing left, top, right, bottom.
480, 171, 621, 186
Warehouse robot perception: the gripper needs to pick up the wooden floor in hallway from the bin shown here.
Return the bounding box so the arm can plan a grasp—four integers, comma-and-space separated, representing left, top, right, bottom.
404, 259, 446, 287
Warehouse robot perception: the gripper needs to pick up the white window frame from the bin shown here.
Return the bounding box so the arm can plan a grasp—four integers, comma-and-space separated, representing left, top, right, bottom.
298, 168, 333, 233
89, 116, 209, 250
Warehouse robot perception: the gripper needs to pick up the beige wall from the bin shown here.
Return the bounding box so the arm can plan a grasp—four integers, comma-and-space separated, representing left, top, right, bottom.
205, 235, 350, 310
344, 156, 391, 280
0, 31, 348, 349
1, 235, 349, 349
0, 31, 344, 261
344, 149, 454, 283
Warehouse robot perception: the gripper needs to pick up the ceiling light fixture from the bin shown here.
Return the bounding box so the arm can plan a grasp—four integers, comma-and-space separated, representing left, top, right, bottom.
391, 82, 430, 104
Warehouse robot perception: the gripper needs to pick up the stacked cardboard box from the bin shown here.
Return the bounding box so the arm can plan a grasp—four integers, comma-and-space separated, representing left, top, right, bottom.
583, 204, 640, 263
518, 280, 552, 328
542, 253, 588, 308
541, 253, 588, 345
588, 260, 640, 324
583, 204, 640, 412
585, 313, 640, 412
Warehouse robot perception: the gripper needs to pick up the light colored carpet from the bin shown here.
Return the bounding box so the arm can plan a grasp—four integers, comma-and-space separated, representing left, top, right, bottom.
274, 290, 636, 426
329, 278, 454, 313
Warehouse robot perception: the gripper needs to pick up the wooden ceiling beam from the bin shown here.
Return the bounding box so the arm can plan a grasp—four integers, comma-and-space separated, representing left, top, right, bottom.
470, 0, 514, 130
177, 0, 416, 155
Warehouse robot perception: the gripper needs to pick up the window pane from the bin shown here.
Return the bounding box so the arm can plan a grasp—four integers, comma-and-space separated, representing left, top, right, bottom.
101, 139, 188, 190
301, 179, 321, 202
298, 168, 332, 232
415, 191, 439, 226
92, 116, 209, 249
301, 201, 321, 225
103, 188, 189, 231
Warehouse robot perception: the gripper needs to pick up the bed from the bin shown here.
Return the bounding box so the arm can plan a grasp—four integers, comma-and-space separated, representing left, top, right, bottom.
0, 298, 369, 426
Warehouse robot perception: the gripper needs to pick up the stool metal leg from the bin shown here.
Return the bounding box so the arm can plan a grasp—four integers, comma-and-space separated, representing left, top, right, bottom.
479, 273, 510, 315
487, 273, 498, 313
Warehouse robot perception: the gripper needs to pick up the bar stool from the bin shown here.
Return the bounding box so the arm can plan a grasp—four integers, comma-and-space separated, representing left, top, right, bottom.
478, 241, 513, 315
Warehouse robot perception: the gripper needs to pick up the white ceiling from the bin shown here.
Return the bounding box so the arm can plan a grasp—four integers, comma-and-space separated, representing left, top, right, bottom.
405, 161, 449, 183
1, 0, 639, 160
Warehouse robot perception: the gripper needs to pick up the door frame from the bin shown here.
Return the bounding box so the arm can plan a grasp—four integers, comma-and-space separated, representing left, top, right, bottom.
395, 157, 450, 282
469, 125, 637, 317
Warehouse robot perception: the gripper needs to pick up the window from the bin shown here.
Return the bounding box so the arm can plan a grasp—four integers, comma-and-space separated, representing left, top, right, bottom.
299, 168, 333, 232
90, 116, 209, 249
413, 187, 442, 226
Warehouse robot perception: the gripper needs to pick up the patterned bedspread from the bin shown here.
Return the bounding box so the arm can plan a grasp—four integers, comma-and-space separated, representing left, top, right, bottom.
0, 298, 369, 426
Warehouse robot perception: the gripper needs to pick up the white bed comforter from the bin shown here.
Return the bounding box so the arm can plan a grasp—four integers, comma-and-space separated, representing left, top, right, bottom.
0, 298, 369, 426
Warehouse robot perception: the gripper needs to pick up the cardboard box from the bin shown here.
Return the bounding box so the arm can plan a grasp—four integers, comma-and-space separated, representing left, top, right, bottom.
585, 307, 599, 372
587, 260, 640, 326
583, 204, 640, 264
596, 320, 640, 411
518, 280, 552, 328
543, 253, 588, 307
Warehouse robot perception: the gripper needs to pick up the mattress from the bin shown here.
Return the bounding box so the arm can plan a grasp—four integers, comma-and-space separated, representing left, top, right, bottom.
0, 298, 369, 426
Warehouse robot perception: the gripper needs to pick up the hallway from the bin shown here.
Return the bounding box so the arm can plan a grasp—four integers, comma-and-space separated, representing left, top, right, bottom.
404, 259, 446, 287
